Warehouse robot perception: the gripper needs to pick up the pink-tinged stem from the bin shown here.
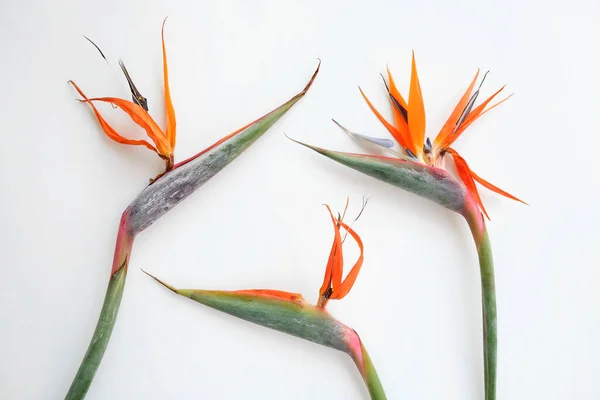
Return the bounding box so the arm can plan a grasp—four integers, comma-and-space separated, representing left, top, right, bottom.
346, 332, 387, 399
65, 212, 134, 400
111, 212, 134, 275
463, 199, 497, 400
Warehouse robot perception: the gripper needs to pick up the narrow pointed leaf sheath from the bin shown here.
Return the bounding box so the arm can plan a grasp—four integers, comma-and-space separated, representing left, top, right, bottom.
145, 274, 387, 400
126, 72, 316, 235
294, 141, 467, 213
65, 64, 319, 400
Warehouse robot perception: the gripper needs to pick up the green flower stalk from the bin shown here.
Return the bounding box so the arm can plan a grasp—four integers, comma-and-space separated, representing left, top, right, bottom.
64, 21, 320, 399
145, 200, 387, 399
293, 54, 526, 400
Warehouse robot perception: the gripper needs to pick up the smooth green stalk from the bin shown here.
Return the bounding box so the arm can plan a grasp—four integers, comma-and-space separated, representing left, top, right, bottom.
65, 215, 132, 400
464, 205, 496, 400
65, 268, 127, 399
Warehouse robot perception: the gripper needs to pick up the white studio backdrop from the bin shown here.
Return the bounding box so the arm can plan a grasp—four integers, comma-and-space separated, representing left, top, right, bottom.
1, 0, 599, 399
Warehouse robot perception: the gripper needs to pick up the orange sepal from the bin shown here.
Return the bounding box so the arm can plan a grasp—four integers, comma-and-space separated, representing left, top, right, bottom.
434, 70, 480, 148
161, 18, 176, 148
386, 67, 409, 128
318, 204, 364, 301
83, 96, 173, 168
386, 67, 408, 110
470, 169, 527, 205
408, 52, 426, 156
440, 86, 512, 150
319, 204, 343, 298
447, 148, 490, 220
329, 218, 364, 300
359, 87, 414, 152
68, 81, 158, 153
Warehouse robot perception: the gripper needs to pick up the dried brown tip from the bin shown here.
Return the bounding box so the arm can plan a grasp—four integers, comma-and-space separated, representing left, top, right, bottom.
83, 35, 109, 64
301, 59, 321, 94
141, 269, 178, 294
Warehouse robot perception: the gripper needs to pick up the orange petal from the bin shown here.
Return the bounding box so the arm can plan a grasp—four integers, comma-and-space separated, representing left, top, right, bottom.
440, 87, 511, 150
161, 18, 176, 149
318, 205, 335, 298
69, 81, 158, 153
457, 92, 513, 135
386, 67, 409, 126
329, 218, 364, 300
434, 70, 479, 148
318, 240, 335, 298
470, 169, 527, 205
327, 205, 344, 292
85, 96, 171, 156
359, 87, 413, 152
386, 67, 408, 110
233, 289, 306, 303
318, 204, 346, 301
408, 52, 426, 156
447, 148, 490, 220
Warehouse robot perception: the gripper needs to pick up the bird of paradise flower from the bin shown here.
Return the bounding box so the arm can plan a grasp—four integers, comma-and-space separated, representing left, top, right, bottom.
292, 53, 526, 400
64, 19, 319, 399
145, 199, 388, 399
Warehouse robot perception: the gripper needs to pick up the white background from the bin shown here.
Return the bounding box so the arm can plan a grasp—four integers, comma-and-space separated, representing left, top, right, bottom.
1, 0, 599, 399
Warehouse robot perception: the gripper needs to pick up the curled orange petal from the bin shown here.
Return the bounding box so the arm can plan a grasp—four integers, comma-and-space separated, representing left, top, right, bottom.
84, 96, 171, 158
318, 204, 365, 303
69, 81, 158, 153
329, 218, 364, 300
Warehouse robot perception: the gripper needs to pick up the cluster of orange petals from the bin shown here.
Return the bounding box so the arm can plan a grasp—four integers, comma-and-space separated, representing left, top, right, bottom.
317, 203, 364, 307
69, 19, 176, 170
230, 202, 365, 309
360, 52, 526, 218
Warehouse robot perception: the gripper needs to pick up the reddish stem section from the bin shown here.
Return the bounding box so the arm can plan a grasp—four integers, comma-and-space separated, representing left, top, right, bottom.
110, 211, 135, 276
462, 194, 486, 248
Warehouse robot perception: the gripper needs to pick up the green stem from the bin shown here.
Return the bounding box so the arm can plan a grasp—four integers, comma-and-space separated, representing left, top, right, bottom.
464, 208, 497, 400
350, 340, 387, 400
65, 214, 133, 400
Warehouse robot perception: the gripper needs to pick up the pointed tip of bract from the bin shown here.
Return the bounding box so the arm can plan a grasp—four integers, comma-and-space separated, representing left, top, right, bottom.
301, 59, 321, 94
141, 269, 193, 297
141, 269, 177, 292
284, 134, 328, 155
